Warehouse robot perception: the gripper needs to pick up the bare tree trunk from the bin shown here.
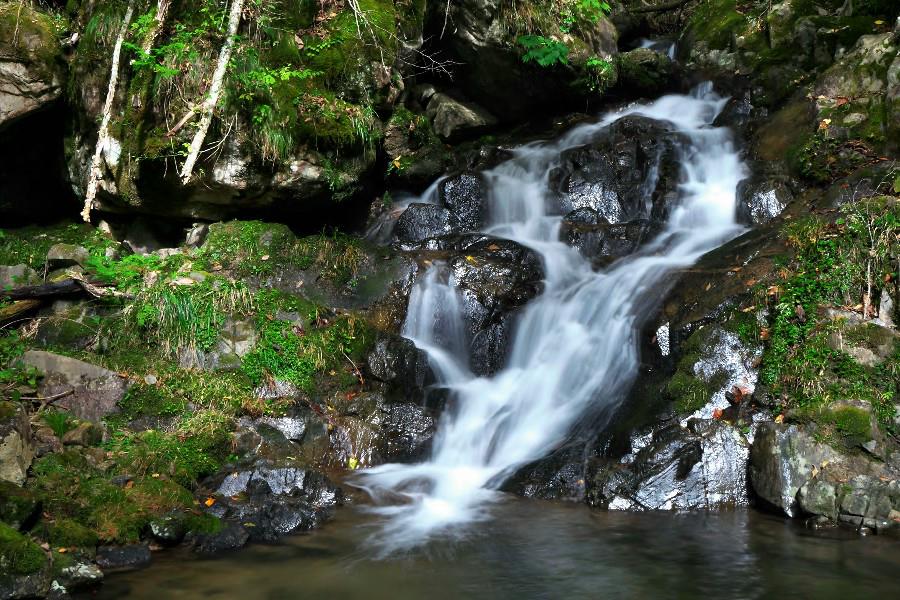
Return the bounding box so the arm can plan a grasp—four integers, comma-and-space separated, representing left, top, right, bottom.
81, 1, 136, 223
179, 0, 245, 185
142, 0, 172, 54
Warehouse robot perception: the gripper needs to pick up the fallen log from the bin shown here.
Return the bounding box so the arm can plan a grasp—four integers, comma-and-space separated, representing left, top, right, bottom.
0, 299, 41, 323
1, 278, 131, 302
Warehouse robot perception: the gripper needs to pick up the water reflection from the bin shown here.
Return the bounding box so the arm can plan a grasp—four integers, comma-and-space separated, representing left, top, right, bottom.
91, 500, 897, 599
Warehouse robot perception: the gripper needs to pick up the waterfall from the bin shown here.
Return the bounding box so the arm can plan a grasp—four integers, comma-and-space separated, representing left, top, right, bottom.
354, 85, 748, 553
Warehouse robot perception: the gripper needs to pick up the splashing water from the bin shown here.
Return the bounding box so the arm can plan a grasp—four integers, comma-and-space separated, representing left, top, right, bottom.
354, 84, 748, 554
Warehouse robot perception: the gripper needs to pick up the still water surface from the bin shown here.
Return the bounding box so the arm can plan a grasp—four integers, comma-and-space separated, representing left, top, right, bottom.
92, 500, 899, 599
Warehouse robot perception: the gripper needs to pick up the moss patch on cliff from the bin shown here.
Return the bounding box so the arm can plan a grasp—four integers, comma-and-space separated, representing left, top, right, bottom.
758, 196, 900, 440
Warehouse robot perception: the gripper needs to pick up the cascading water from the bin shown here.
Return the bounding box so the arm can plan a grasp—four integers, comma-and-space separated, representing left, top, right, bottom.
355, 84, 748, 553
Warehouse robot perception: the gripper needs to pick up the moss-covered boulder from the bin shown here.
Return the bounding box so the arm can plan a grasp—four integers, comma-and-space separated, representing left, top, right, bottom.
0, 2, 63, 131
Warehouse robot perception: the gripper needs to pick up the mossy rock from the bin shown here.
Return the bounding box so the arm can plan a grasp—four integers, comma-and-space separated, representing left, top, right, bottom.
0, 482, 40, 531
41, 518, 98, 549
0, 522, 47, 576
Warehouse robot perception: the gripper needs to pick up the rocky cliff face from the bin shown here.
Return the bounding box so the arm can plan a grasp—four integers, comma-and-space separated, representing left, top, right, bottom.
2, 0, 900, 597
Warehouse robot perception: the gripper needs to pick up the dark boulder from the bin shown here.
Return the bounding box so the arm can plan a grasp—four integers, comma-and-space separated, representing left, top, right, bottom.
194, 522, 250, 556
615, 48, 678, 96
438, 171, 487, 232
395, 203, 453, 244
367, 334, 433, 401
95, 544, 151, 570
560, 210, 649, 261
551, 116, 685, 229
449, 237, 544, 335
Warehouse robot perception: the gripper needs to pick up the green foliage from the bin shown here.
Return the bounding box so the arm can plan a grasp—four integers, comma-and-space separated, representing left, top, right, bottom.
0, 522, 46, 576
518, 35, 570, 67
130, 279, 253, 354
560, 0, 611, 31
41, 411, 76, 438
86, 253, 163, 292
581, 56, 615, 92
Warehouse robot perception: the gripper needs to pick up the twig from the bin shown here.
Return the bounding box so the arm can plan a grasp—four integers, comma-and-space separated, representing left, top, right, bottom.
341, 349, 365, 386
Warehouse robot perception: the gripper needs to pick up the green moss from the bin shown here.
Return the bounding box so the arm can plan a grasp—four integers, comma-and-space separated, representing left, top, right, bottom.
184, 512, 224, 535
0, 481, 39, 530
108, 429, 228, 489
0, 3, 61, 77
44, 518, 98, 549
198, 220, 297, 276
667, 371, 711, 414
241, 288, 373, 393
819, 406, 873, 449
687, 0, 748, 51
0, 522, 46, 576
29, 450, 197, 544
0, 223, 114, 270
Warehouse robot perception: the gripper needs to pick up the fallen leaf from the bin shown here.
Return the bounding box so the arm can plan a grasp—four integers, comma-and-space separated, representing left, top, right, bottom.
775, 414, 785, 424
58, 548, 68, 554
261, 255, 270, 261
204, 497, 216, 507
712, 408, 724, 420
125, 480, 134, 489
348, 457, 360, 470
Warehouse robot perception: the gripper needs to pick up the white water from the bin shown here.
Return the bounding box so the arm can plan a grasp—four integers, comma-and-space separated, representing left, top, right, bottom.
355, 84, 747, 553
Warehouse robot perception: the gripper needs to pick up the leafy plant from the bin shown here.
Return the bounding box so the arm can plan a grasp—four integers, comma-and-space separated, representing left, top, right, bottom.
517, 35, 570, 67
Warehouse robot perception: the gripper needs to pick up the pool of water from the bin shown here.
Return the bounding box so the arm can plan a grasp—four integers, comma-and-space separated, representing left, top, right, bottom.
91, 500, 898, 599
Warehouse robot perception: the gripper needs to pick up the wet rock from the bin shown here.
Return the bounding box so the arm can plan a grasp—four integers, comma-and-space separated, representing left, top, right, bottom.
395, 203, 453, 244
449, 237, 544, 335
367, 334, 432, 399
0, 481, 40, 529
147, 514, 186, 546
470, 318, 510, 377
56, 562, 103, 590
551, 116, 684, 227
736, 178, 792, 225
20, 351, 127, 423
203, 459, 340, 543
749, 423, 842, 517
616, 47, 678, 96
438, 172, 487, 232
560, 211, 649, 260
194, 522, 250, 555
95, 544, 151, 570
0, 569, 51, 600
425, 93, 497, 142
0, 401, 33, 485
377, 401, 436, 462
590, 419, 750, 510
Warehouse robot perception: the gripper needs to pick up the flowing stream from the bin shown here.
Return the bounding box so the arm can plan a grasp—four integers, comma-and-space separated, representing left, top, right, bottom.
355, 84, 748, 552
